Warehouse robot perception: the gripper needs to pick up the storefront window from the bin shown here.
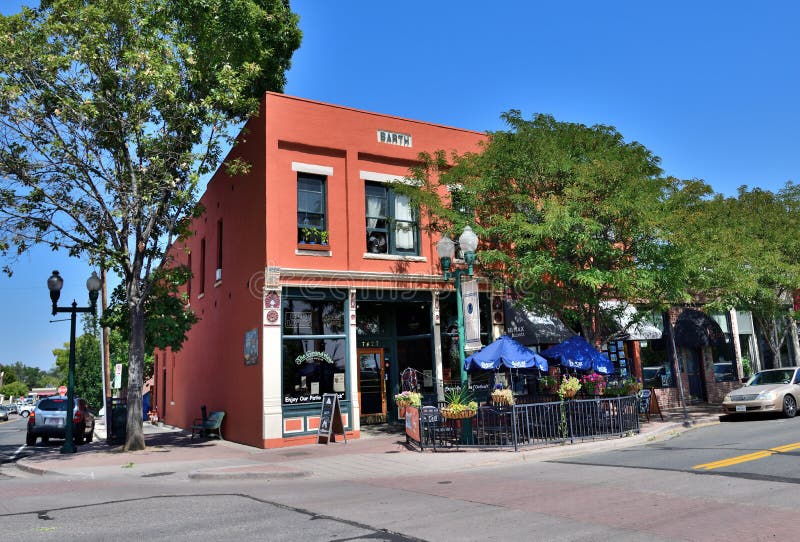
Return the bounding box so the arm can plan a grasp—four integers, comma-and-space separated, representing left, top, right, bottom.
283, 299, 345, 336
282, 338, 347, 404
282, 298, 347, 405
640, 339, 675, 388
712, 340, 736, 382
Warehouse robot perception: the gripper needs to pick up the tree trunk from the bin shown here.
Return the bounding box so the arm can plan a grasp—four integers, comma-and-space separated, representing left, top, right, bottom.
790, 318, 800, 366
124, 301, 146, 451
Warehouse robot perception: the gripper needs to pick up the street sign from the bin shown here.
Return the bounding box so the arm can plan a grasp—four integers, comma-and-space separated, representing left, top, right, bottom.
113, 363, 123, 389
57, 385, 67, 395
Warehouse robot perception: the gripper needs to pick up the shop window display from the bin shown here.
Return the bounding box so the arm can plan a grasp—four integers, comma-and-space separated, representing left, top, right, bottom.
282, 298, 347, 404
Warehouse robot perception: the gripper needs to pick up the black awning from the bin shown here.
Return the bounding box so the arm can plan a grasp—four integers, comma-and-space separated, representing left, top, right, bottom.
673, 308, 727, 350
503, 300, 575, 346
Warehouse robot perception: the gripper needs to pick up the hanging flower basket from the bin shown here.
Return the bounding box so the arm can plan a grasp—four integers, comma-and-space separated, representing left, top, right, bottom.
441, 407, 477, 419
491, 388, 515, 406
562, 389, 578, 399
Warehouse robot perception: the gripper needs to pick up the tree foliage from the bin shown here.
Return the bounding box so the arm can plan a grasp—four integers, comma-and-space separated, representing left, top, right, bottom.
0, 0, 301, 450
1, 381, 28, 399
666, 183, 800, 364
102, 264, 198, 355
406, 112, 686, 345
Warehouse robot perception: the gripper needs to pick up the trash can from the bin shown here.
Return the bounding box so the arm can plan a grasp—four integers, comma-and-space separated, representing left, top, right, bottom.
107, 398, 127, 445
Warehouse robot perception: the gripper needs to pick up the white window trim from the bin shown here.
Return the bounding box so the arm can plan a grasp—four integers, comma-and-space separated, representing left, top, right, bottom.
360, 170, 416, 185
292, 162, 334, 176
295, 249, 332, 257
362, 253, 426, 263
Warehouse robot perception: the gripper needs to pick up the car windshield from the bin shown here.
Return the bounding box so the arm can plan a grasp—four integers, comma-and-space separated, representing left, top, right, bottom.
38, 398, 68, 411
750, 370, 794, 386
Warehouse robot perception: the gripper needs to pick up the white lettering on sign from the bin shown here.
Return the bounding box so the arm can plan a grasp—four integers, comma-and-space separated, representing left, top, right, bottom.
510, 361, 527, 368
377, 130, 412, 148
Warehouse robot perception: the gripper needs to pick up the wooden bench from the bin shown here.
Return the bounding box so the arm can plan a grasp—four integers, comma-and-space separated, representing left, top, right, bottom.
191, 410, 225, 440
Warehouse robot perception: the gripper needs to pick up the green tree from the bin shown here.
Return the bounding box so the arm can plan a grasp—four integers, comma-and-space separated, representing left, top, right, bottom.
0, 1, 301, 450
406, 112, 686, 345
668, 184, 800, 365
102, 265, 198, 358
1, 361, 52, 389
1, 381, 28, 399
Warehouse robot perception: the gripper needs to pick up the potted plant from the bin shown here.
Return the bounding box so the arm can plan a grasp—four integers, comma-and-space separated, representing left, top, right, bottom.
581, 373, 606, 396
394, 391, 422, 417
558, 375, 581, 399
441, 387, 478, 419
624, 377, 642, 395
603, 380, 624, 397
301, 227, 320, 244
491, 386, 515, 406
540, 375, 558, 392
319, 230, 329, 245
394, 391, 422, 408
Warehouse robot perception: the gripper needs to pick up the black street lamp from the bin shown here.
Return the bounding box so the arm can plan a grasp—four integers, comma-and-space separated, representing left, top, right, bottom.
47, 270, 102, 454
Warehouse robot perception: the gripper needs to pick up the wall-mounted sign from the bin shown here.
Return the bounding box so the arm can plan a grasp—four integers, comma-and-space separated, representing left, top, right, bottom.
377, 129, 412, 148
244, 329, 258, 365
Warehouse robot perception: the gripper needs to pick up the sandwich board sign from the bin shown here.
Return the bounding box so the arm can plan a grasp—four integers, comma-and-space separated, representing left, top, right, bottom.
317, 393, 347, 444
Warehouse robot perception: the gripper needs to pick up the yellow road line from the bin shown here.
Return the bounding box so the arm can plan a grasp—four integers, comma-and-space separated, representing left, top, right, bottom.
693, 441, 800, 470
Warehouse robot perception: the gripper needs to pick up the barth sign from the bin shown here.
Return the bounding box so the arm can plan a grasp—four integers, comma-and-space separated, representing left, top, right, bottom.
377, 130, 412, 148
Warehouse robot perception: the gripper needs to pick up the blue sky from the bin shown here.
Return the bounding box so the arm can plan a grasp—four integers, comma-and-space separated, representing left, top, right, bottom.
1, 1, 799, 369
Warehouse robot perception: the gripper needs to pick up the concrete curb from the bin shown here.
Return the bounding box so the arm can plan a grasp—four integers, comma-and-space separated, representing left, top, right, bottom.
14, 461, 59, 477
188, 467, 312, 480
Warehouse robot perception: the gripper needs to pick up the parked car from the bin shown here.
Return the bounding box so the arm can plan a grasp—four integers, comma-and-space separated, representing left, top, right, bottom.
26, 396, 95, 446
722, 367, 800, 417
0, 405, 9, 421
17, 401, 34, 417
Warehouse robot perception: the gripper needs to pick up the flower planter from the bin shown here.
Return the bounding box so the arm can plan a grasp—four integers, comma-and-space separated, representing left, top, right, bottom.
441, 408, 476, 419
561, 389, 578, 399
491, 397, 514, 406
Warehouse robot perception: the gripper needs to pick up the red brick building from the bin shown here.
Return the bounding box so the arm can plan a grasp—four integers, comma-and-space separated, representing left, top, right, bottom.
153, 93, 489, 448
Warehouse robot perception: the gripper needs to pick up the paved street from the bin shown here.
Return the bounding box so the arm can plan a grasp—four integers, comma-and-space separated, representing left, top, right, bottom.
1, 410, 799, 540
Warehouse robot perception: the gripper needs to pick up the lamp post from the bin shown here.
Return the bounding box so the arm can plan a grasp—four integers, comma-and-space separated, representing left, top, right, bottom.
436, 226, 479, 387
48, 270, 102, 454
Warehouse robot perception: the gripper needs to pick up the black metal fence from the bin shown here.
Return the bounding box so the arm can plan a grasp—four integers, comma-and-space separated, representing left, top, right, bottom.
411, 395, 640, 452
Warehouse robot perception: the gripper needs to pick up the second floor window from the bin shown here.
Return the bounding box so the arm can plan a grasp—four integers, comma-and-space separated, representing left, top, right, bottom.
297, 173, 327, 244
365, 182, 418, 255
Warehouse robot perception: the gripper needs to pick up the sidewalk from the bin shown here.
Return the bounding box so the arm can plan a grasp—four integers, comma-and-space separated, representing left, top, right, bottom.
14, 405, 722, 481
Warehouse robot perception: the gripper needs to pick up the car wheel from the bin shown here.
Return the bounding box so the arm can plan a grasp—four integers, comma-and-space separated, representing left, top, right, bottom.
26, 433, 36, 446
21, 410, 30, 418
783, 395, 797, 418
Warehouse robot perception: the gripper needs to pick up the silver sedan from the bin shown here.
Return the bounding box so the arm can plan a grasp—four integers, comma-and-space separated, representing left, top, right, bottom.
722, 367, 800, 417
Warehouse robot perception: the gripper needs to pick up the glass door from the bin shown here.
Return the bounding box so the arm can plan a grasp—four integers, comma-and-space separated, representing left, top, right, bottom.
358, 348, 386, 419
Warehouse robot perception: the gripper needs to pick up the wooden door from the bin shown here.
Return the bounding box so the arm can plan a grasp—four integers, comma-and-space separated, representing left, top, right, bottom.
357, 348, 386, 417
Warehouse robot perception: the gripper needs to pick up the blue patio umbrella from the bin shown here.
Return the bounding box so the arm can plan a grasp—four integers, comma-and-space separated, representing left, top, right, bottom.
464, 334, 549, 372
539, 336, 615, 375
